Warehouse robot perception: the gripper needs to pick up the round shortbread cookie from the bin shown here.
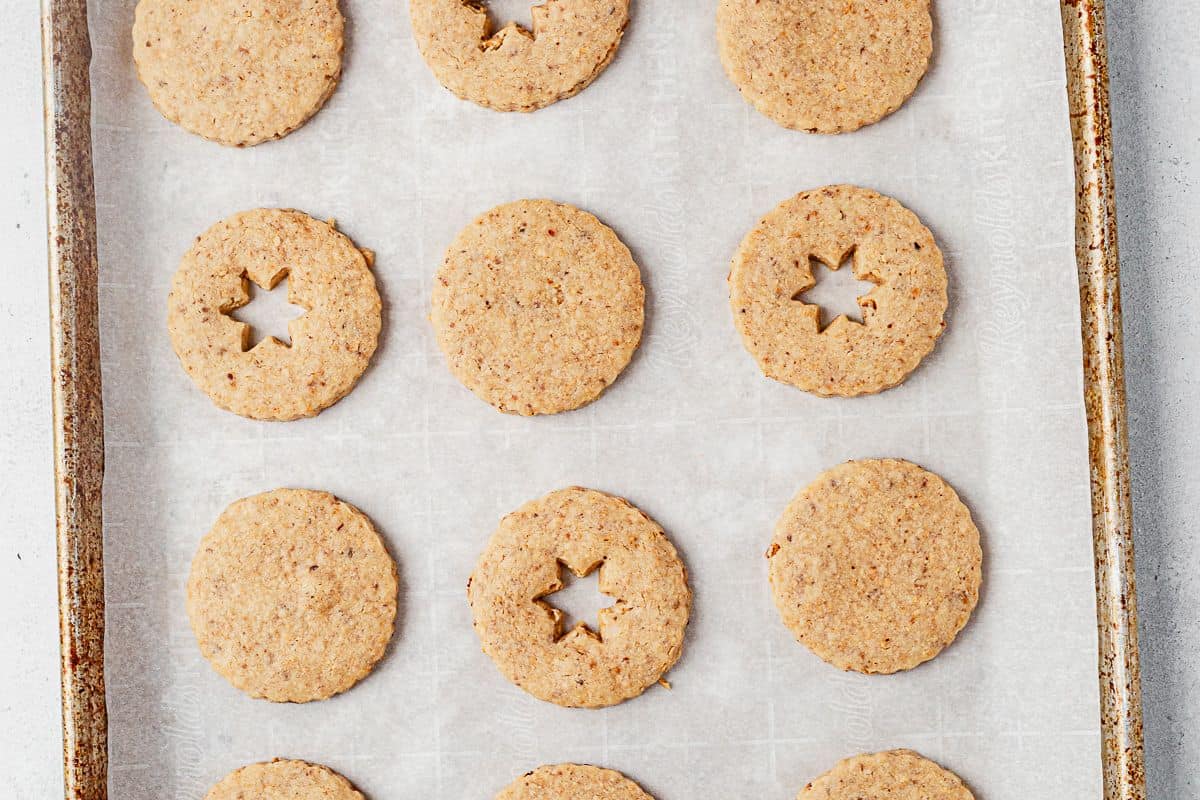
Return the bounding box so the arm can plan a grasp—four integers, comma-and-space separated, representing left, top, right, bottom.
716, 0, 932, 133
497, 764, 655, 800
410, 0, 629, 112
468, 487, 690, 708
729, 185, 946, 397
168, 208, 381, 421
187, 489, 398, 702
800, 750, 975, 800
431, 199, 644, 415
132, 0, 344, 146
206, 760, 366, 800
767, 460, 981, 674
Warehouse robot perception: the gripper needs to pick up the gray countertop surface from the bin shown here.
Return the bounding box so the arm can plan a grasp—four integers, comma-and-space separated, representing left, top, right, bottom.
1109, 3, 1199, 796
2, 1, 1194, 797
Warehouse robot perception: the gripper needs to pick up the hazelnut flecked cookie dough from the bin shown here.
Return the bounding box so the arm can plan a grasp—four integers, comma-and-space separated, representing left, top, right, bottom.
132, 0, 344, 146
410, 0, 629, 112
187, 489, 398, 702
767, 460, 981, 674
469, 487, 690, 708
800, 750, 975, 800
717, 0, 932, 133
497, 764, 656, 800
729, 185, 946, 397
205, 760, 367, 800
168, 208, 381, 421
431, 199, 644, 415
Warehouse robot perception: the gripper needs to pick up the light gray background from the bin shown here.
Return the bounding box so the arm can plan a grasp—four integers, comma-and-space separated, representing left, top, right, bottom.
1107, 3, 1200, 796
1, 1, 1194, 798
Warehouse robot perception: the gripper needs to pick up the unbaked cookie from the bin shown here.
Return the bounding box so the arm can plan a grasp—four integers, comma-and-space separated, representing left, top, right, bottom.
431, 199, 644, 415
729, 185, 946, 397
800, 750, 975, 800
717, 0, 932, 133
168, 208, 381, 421
410, 0, 629, 112
187, 488, 398, 702
767, 460, 981, 674
132, 0, 344, 146
205, 760, 365, 800
468, 487, 690, 707
497, 764, 655, 800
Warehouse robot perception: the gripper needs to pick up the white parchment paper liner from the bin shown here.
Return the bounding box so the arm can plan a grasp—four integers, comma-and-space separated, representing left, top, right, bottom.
92, 1, 1102, 797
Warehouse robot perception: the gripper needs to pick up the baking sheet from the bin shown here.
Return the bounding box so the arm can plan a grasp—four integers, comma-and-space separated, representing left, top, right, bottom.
90, 1, 1103, 797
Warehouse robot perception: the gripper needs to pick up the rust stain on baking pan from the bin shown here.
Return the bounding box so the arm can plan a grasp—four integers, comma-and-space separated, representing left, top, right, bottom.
42, 0, 107, 798
1060, 1, 1146, 799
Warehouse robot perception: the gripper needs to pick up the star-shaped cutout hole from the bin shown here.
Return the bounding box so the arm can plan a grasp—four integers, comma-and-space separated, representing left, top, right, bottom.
479, 0, 544, 39
540, 560, 615, 642
227, 272, 308, 351
792, 249, 880, 332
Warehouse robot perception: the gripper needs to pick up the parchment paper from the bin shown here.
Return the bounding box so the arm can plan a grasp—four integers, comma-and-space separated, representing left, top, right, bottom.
90, 1, 1103, 797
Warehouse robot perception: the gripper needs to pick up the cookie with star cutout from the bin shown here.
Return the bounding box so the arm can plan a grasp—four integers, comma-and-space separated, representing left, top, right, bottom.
168, 208, 381, 421
468, 487, 690, 708
410, 0, 629, 111
729, 185, 946, 397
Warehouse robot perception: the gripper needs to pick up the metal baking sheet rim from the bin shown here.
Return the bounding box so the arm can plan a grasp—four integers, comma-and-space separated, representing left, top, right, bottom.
39, 1, 1146, 798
